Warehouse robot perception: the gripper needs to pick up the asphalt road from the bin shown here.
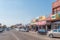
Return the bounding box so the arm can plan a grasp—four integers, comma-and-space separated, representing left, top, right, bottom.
0, 30, 60, 40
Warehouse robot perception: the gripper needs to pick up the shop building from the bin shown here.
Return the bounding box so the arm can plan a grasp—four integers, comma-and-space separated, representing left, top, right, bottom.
30, 18, 38, 31
36, 0, 60, 31
47, 0, 60, 30
52, 0, 60, 14
30, 0, 60, 32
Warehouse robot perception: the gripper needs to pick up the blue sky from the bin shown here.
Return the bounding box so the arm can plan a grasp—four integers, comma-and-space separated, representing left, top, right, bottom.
0, 0, 55, 26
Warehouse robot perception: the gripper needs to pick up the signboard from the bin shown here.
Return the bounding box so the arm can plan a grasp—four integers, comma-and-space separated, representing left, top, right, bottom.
51, 14, 56, 20
50, 13, 60, 20
56, 13, 60, 20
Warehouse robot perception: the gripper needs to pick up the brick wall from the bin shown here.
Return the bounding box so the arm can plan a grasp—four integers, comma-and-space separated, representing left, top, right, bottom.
52, 0, 60, 14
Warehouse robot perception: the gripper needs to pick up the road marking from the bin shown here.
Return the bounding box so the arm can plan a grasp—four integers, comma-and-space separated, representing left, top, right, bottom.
11, 32, 20, 40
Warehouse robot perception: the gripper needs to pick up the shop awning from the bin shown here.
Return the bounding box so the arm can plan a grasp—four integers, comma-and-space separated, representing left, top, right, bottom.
36, 21, 46, 25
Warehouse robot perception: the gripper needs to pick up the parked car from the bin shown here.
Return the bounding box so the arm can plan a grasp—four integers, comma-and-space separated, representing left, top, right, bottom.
0, 28, 4, 32
47, 29, 60, 38
15, 28, 20, 31
19, 27, 29, 32
4, 27, 12, 31
38, 29, 47, 35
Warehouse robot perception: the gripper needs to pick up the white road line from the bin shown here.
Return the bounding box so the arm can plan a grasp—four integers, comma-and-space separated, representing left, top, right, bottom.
11, 32, 20, 40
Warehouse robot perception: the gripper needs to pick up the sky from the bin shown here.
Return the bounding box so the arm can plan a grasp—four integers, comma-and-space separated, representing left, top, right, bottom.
0, 0, 56, 26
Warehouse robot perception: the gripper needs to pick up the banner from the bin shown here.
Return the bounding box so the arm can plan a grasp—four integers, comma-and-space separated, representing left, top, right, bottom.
56, 13, 60, 20
51, 14, 56, 20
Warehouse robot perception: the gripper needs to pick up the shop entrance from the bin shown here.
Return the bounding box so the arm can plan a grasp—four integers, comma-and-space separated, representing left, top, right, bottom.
47, 25, 51, 31
51, 21, 60, 29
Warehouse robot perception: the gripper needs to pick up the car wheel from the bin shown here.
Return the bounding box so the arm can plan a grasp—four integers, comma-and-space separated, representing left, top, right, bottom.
49, 34, 53, 38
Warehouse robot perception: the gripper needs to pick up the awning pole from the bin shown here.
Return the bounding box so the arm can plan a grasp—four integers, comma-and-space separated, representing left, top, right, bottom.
46, 25, 47, 31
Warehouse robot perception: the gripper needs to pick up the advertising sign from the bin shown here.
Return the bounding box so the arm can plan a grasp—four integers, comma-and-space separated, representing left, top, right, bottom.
51, 14, 56, 20
51, 13, 60, 20
56, 13, 60, 20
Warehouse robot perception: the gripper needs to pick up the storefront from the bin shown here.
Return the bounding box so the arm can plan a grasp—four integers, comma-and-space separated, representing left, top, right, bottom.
46, 13, 60, 30
30, 18, 38, 31
36, 21, 48, 34
52, 0, 60, 14
51, 0, 60, 30
51, 21, 60, 29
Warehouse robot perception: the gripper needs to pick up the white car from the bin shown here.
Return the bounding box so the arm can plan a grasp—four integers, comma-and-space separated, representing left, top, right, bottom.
0, 28, 4, 32
47, 29, 60, 38
15, 28, 19, 31
19, 28, 26, 32
19, 28, 29, 32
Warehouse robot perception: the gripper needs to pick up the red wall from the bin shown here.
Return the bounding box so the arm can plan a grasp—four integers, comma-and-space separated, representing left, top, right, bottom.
52, 1, 60, 8
52, 0, 60, 14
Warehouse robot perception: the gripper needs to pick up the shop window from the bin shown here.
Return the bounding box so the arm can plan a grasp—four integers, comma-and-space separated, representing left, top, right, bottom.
47, 25, 51, 29
54, 9, 57, 14
57, 11, 60, 14
58, 25, 60, 29
54, 11, 57, 14
38, 26, 41, 29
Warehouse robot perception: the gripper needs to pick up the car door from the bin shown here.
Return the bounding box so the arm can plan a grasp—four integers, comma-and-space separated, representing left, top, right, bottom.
57, 29, 60, 37
53, 29, 58, 37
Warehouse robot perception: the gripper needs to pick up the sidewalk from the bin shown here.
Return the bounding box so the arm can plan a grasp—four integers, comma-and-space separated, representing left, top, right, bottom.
28, 31, 47, 38
24, 31, 51, 40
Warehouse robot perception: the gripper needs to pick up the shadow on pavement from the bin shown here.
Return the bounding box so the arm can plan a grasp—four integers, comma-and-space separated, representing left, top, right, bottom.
53, 37, 60, 39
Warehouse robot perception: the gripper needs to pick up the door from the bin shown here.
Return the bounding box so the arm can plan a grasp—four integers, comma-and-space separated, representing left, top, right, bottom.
53, 29, 58, 37
57, 29, 60, 37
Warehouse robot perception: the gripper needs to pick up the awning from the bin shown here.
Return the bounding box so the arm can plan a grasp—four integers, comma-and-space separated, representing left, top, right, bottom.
36, 21, 46, 25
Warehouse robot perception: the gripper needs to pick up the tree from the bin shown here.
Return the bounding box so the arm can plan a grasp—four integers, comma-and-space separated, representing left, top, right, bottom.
3, 25, 7, 29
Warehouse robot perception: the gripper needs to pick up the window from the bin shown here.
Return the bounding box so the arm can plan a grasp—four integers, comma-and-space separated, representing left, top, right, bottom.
54, 9, 57, 14
57, 11, 60, 14
54, 11, 57, 14
58, 30, 60, 32
53, 29, 57, 32
58, 26, 60, 29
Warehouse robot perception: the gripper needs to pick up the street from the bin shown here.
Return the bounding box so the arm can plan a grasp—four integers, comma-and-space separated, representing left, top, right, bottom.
0, 30, 59, 40
0, 0, 60, 40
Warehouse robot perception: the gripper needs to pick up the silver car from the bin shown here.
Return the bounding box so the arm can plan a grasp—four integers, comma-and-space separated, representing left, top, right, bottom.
19, 28, 29, 32
15, 28, 20, 31
47, 29, 60, 38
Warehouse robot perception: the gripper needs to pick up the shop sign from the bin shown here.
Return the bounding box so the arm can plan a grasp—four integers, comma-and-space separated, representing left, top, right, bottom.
51, 14, 56, 20
56, 13, 60, 20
